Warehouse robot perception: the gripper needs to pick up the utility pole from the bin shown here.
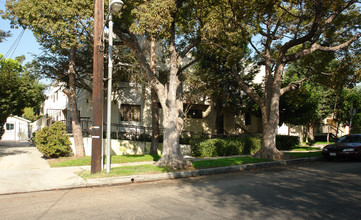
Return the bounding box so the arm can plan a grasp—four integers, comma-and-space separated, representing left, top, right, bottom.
91, 0, 104, 173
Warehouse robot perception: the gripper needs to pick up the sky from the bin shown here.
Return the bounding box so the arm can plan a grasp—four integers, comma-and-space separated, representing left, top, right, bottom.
0, 1, 42, 64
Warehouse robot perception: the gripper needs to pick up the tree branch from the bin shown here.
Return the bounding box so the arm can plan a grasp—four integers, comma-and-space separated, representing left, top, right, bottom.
177, 57, 200, 76
232, 64, 262, 107
112, 25, 166, 106
285, 33, 361, 62
280, 78, 306, 95
281, 0, 357, 55
180, 38, 201, 58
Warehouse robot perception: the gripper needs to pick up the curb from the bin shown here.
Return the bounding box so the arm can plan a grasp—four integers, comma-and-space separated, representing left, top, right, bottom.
84, 156, 323, 186
0, 157, 322, 195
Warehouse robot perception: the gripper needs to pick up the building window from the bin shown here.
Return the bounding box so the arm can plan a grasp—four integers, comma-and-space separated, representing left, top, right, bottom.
120, 104, 141, 122
6, 123, 14, 130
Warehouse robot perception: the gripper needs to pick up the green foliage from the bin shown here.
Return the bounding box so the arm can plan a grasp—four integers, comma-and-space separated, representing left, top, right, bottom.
334, 87, 361, 132
22, 107, 38, 122
34, 122, 72, 158
190, 137, 261, 157
0, 54, 45, 139
279, 83, 320, 126
276, 135, 300, 151
3, 0, 93, 50
0, 29, 11, 43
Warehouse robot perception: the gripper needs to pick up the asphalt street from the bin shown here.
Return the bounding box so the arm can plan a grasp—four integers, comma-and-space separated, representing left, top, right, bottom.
1, 160, 360, 220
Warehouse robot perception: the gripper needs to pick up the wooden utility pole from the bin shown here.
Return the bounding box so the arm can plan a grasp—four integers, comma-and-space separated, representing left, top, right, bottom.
91, 0, 104, 173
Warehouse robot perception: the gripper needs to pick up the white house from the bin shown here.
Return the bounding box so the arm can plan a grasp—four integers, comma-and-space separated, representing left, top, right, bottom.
1, 116, 31, 142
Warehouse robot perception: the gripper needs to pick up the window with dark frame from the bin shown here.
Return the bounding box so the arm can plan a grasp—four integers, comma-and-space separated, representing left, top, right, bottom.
6, 123, 14, 130
120, 104, 141, 122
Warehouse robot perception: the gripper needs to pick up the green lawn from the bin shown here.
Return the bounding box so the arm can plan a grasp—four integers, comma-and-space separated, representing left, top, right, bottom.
78, 156, 271, 179
285, 151, 322, 158
290, 146, 322, 151
78, 152, 323, 179
51, 150, 322, 179
192, 157, 271, 169
49, 155, 160, 167
79, 164, 172, 179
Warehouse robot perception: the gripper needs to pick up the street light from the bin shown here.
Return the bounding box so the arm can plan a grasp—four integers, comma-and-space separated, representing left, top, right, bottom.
109, 0, 124, 13
106, 0, 124, 173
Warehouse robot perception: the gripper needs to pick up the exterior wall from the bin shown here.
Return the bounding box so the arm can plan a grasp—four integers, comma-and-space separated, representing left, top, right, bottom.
278, 123, 303, 136
69, 137, 190, 156
42, 84, 68, 121
33, 83, 69, 133
2, 116, 31, 141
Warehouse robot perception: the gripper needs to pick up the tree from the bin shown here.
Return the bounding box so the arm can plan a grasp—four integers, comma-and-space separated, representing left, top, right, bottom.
333, 88, 361, 133
112, 0, 206, 169
0, 29, 11, 43
190, 45, 256, 135
202, 0, 361, 160
0, 54, 44, 139
3, 0, 94, 156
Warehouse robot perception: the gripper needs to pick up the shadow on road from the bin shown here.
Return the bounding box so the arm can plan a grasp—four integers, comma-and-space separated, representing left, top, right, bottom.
166, 161, 361, 219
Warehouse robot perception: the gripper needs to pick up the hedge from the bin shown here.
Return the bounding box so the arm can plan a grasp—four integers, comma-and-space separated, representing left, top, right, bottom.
276, 135, 299, 150
33, 122, 72, 158
190, 137, 261, 157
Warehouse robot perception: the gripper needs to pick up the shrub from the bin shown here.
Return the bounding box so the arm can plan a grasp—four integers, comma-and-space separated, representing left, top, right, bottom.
34, 122, 72, 158
276, 135, 299, 150
190, 136, 261, 157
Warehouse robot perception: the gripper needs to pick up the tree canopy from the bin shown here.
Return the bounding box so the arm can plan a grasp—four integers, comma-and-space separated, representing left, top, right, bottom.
0, 54, 45, 139
201, 0, 361, 160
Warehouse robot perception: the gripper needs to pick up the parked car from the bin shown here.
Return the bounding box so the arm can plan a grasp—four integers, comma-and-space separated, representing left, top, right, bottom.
322, 134, 361, 160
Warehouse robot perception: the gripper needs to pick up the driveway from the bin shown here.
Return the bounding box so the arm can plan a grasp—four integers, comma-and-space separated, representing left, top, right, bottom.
0, 141, 50, 170
0, 141, 86, 194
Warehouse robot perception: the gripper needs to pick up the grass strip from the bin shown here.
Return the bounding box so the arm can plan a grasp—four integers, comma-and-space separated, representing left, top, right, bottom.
290, 147, 322, 151
78, 152, 322, 179
79, 164, 171, 179
285, 151, 322, 158
49, 155, 160, 167
192, 157, 271, 169
79, 156, 271, 179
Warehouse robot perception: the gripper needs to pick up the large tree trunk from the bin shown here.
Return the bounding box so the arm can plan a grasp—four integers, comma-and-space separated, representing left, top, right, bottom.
214, 95, 224, 135
156, 102, 191, 169
254, 120, 283, 160
308, 122, 315, 142
155, 27, 191, 169
150, 88, 159, 155
254, 65, 284, 160
150, 35, 159, 156
113, 12, 196, 169
64, 47, 85, 157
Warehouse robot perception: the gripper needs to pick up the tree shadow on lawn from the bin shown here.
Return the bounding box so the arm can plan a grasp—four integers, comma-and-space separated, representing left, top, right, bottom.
117, 154, 161, 161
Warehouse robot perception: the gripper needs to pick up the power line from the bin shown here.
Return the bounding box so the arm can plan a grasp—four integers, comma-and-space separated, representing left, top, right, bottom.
5, 28, 25, 59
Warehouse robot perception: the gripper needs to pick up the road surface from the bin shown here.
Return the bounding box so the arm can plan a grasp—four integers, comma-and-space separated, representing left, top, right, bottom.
1, 160, 360, 220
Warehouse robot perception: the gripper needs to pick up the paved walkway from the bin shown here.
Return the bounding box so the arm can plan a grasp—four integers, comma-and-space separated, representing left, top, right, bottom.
0, 142, 87, 194
0, 141, 321, 195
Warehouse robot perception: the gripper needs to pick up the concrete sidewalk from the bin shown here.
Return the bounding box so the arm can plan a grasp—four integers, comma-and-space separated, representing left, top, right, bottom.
0, 141, 321, 195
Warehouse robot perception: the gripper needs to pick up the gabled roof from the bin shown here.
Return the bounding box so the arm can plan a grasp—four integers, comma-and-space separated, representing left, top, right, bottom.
8, 115, 31, 123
